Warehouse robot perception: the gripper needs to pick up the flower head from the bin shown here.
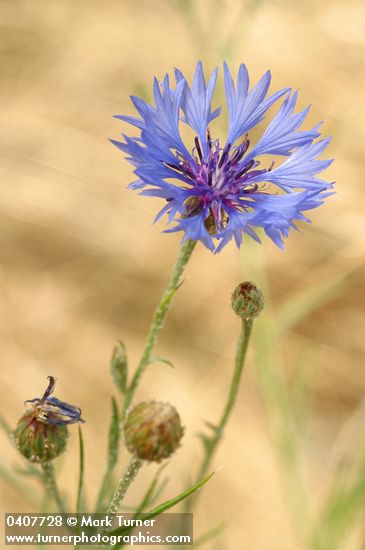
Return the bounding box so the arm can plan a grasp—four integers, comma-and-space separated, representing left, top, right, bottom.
14, 377, 84, 463
124, 401, 184, 462
231, 281, 264, 319
112, 62, 333, 252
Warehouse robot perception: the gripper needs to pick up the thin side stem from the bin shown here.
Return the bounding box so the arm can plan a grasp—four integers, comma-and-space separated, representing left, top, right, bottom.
252, 315, 313, 544
106, 457, 142, 519
194, 318, 253, 498
0, 462, 39, 507
42, 462, 66, 514
96, 239, 196, 512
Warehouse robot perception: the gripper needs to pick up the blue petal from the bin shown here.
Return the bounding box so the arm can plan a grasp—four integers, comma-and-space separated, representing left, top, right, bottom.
43, 397, 85, 425
249, 189, 333, 248
165, 210, 215, 251
114, 75, 189, 160
215, 207, 259, 252
175, 62, 220, 156
224, 61, 290, 145
245, 91, 321, 158
248, 138, 334, 191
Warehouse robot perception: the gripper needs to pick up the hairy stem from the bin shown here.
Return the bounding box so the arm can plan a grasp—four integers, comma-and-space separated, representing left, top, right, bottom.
191, 318, 253, 505
106, 457, 142, 519
124, 238, 196, 413
42, 462, 66, 514
96, 238, 196, 511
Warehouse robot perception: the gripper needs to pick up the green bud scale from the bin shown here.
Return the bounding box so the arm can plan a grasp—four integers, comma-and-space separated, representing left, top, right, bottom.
231, 281, 264, 319
124, 401, 184, 462
14, 412, 68, 463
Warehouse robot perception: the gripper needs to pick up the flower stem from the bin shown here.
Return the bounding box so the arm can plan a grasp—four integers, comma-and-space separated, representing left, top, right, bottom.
192, 318, 253, 503
96, 238, 196, 511
123, 238, 197, 414
106, 456, 142, 519
41, 462, 66, 514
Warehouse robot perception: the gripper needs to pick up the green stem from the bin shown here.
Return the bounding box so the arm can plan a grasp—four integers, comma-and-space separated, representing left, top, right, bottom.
0, 462, 40, 507
194, 318, 253, 498
41, 462, 66, 514
106, 457, 142, 518
96, 239, 196, 512
124, 238, 196, 414
252, 316, 312, 544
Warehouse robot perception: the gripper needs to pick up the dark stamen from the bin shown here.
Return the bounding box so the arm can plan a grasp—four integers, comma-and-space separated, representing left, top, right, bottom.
165, 162, 184, 173
231, 139, 250, 164
208, 170, 213, 186
41, 377, 56, 403
245, 169, 266, 180
243, 184, 259, 194
194, 137, 203, 162
234, 159, 255, 180
218, 143, 231, 169
166, 161, 196, 180
207, 129, 212, 150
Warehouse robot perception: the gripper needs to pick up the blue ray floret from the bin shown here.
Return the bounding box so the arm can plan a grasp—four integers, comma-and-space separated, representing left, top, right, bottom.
111, 62, 334, 252
25, 376, 85, 426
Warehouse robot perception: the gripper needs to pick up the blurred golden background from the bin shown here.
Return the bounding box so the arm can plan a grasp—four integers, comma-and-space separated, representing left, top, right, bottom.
1, 1, 364, 549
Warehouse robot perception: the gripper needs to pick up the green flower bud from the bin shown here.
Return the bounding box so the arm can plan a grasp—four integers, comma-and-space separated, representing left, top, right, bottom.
231, 281, 264, 319
14, 377, 84, 463
124, 401, 184, 463
14, 412, 68, 463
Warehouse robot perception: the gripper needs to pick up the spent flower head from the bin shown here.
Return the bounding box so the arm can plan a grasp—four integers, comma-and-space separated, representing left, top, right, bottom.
112, 62, 333, 252
14, 377, 84, 463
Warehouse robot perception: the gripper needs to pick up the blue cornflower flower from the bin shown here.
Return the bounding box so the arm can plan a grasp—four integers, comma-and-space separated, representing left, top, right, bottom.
112, 62, 333, 252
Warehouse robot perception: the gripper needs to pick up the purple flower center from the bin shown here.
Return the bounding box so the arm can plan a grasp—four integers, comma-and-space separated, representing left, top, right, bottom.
166, 131, 272, 235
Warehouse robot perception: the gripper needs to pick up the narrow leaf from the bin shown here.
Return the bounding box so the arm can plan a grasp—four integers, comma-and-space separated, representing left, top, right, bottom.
14, 464, 43, 480
197, 433, 214, 453
76, 426, 85, 513
108, 397, 120, 468
312, 448, 365, 549
149, 355, 174, 369
193, 522, 226, 548
147, 477, 170, 507
0, 462, 38, 506
111, 340, 128, 394
109, 472, 214, 539
159, 278, 185, 311
95, 396, 120, 511
204, 421, 220, 434
276, 270, 352, 336
0, 414, 12, 437
135, 464, 169, 513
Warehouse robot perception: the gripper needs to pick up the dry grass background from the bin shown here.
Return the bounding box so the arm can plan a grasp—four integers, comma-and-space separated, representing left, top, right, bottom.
0, 1, 365, 549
